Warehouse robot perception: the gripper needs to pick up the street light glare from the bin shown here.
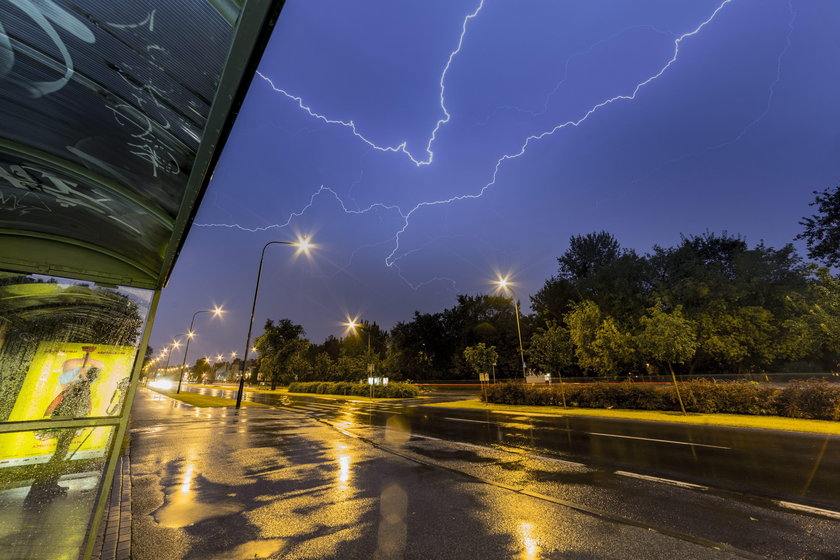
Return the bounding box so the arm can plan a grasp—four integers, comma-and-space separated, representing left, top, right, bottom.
213, 305, 224, 316
295, 236, 314, 254
187, 331, 195, 339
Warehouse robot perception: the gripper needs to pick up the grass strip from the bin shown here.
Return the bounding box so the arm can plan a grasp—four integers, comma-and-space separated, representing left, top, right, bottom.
424, 399, 840, 435
151, 388, 265, 408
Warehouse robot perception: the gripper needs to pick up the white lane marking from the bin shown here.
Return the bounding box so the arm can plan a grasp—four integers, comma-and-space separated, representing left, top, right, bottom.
586, 432, 730, 449
775, 501, 840, 520
615, 470, 708, 491
443, 417, 493, 424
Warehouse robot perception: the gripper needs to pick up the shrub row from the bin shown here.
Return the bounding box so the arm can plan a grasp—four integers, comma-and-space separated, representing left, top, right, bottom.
288, 381, 420, 398
481, 380, 840, 420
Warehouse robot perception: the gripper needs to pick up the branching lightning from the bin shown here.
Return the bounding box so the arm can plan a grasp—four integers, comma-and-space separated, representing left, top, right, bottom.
199, 0, 737, 289
383, 0, 734, 266
255, 0, 484, 167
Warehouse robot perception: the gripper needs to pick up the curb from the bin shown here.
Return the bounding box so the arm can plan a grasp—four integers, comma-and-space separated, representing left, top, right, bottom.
91, 454, 132, 560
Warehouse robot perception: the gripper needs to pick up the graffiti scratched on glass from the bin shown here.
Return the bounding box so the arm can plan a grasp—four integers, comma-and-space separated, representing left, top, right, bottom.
0, 2, 181, 178
0, 162, 143, 234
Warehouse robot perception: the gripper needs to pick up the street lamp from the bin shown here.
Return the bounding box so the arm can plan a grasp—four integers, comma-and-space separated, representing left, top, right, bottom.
344, 317, 373, 372
236, 236, 313, 409
176, 306, 224, 393
158, 338, 183, 379
494, 275, 527, 381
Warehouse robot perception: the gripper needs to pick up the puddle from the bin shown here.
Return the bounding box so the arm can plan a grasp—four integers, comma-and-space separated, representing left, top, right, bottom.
207, 538, 286, 559
154, 492, 240, 528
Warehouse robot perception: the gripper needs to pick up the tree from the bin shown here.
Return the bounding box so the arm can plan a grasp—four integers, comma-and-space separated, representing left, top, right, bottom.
254, 319, 308, 390
532, 232, 653, 327
649, 232, 806, 372
565, 301, 633, 376
463, 343, 499, 381
312, 352, 335, 380
528, 321, 575, 376
558, 231, 622, 279
782, 266, 840, 369
190, 358, 211, 381
636, 303, 697, 414
528, 321, 575, 406
798, 185, 840, 267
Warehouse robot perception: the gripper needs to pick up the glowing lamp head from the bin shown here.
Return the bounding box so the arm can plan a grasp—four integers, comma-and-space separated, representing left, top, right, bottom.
213, 306, 224, 316
216, 354, 224, 361
187, 331, 195, 339
295, 236, 314, 255
172, 340, 182, 349
495, 275, 513, 294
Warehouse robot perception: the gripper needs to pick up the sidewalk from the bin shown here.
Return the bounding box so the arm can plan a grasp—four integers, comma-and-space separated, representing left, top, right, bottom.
124, 388, 743, 560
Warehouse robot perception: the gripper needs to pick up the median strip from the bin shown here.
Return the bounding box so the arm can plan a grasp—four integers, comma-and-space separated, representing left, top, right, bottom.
423, 399, 840, 435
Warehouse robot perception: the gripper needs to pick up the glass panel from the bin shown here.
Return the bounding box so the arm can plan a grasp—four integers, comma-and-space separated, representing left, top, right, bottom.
0, 425, 116, 560
0, 0, 243, 277
0, 271, 152, 422
0, 152, 170, 274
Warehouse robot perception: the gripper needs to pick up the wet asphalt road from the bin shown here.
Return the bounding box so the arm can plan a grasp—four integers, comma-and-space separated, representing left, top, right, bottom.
188, 385, 840, 508
129, 386, 840, 559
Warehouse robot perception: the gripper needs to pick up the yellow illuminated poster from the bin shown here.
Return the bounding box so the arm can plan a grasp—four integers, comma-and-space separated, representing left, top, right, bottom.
0, 341, 135, 466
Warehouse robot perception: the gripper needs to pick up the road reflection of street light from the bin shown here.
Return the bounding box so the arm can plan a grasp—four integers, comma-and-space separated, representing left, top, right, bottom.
177, 306, 224, 393
236, 236, 314, 409
494, 275, 527, 381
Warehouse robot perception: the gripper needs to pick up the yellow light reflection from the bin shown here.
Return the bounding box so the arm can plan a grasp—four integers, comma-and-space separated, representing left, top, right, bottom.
519, 522, 541, 560
338, 455, 351, 488
180, 464, 194, 495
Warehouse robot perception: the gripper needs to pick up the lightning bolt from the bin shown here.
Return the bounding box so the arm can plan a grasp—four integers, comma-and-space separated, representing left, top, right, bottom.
196, 185, 405, 232
255, 0, 485, 167
384, 0, 734, 266
616, 0, 796, 198
200, 0, 735, 288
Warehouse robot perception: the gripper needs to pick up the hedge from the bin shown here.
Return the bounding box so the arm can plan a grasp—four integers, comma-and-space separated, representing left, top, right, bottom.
288, 381, 420, 398
481, 380, 840, 420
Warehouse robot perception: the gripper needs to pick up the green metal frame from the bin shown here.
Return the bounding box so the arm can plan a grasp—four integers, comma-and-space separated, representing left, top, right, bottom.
81, 288, 161, 560
0, 288, 160, 560
0, 2, 286, 558
159, 0, 285, 288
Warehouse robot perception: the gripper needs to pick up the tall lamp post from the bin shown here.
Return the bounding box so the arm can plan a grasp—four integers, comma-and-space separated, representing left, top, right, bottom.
158, 339, 182, 380
236, 237, 312, 409
344, 318, 373, 373
495, 276, 527, 381
176, 306, 224, 393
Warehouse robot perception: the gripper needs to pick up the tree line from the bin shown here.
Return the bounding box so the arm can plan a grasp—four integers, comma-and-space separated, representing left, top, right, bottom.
245, 186, 840, 384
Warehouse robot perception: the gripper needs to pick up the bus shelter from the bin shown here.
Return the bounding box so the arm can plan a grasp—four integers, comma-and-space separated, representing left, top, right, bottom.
0, 2, 281, 557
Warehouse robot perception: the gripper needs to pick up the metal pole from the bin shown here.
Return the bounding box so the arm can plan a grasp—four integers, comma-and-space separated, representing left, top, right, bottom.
236, 241, 295, 409
177, 311, 204, 393
158, 344, 173, 381
513, 298, 526, 380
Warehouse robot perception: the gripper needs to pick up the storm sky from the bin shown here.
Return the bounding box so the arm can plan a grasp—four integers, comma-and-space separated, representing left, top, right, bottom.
150, 0, 840, 362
